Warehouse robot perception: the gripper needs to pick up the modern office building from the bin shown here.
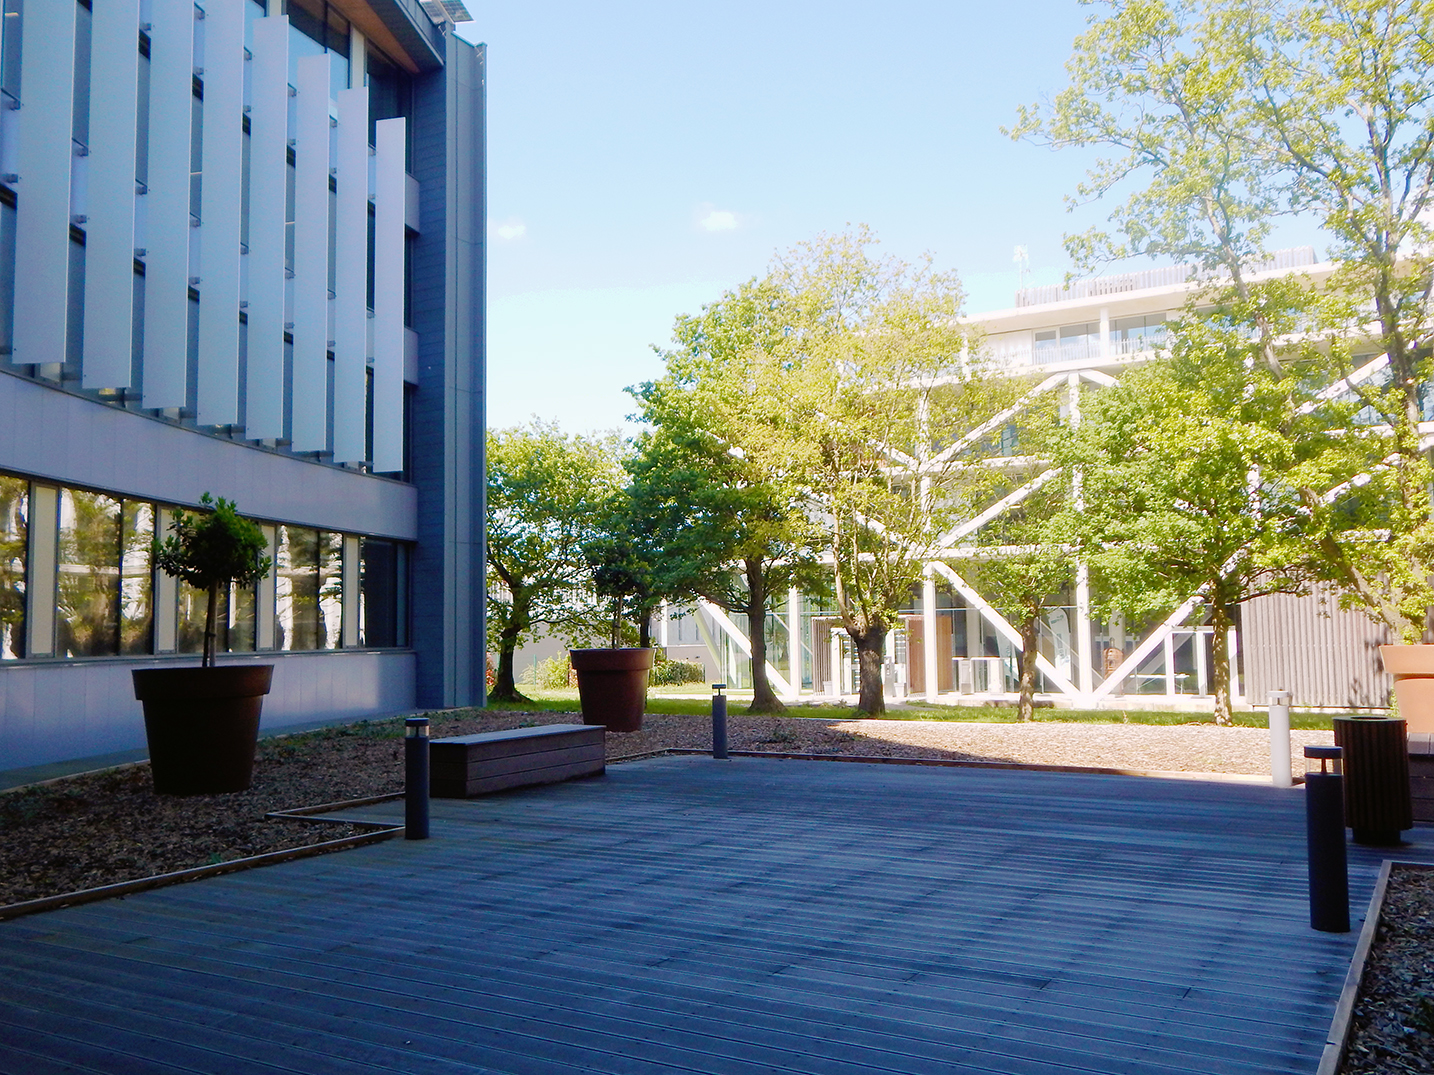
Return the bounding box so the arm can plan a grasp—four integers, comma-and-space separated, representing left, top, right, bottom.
0, 0, 486, 772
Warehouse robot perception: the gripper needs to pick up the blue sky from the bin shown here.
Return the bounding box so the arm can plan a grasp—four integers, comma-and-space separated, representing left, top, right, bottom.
455, 3, 1144, 435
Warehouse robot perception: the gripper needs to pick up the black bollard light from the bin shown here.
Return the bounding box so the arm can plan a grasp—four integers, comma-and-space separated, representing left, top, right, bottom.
712, 683, 728, 760
405, 715, 430, 840
1304, 744, 1348, 933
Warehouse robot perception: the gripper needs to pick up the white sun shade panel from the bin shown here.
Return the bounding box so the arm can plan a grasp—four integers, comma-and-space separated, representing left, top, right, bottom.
244, 16, 289, 441
332, 86, 369, 464
372, 118, 406, 474
12, 1, 77, 368
195, 0, 245, 426
289, 54, 331, 453
81, 0, 140, 390
141, 0, 196, 409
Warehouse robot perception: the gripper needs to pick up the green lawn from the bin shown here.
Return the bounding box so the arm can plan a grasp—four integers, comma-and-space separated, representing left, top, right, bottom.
488, 688, 1339, 730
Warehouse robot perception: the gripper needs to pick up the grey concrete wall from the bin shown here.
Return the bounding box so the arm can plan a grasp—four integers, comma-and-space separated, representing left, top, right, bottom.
0, 369, 418, 538
0, 650, 417, 769
409, 35, 485, 709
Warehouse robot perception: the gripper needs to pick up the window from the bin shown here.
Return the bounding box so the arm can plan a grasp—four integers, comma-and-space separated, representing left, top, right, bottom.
178, 580, 256, 655
275, 525, 342, 650
56, 490, 153, 657
359, 537, 407, 647
1111, 314, 1167, 354
0, 474, 25, 659
286, 0, 351, 95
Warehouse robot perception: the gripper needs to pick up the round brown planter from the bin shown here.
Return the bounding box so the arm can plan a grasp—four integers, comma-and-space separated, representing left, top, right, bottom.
1380, 645, 1434, 734
132, 665, 274, 795
570, 648, 653, 733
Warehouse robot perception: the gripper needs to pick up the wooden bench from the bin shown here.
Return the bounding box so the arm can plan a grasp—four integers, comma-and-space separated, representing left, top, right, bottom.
430, 724, 605, 798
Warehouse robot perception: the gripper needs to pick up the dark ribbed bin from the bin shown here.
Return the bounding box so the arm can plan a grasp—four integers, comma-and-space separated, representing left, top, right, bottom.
1333, 715, 1413, 845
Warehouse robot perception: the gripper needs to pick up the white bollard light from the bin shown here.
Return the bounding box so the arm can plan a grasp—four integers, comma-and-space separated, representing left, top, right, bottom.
1269, 689, 1293, 788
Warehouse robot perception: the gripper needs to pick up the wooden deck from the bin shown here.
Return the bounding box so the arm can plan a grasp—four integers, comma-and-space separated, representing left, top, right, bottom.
3, 755, 1432, 1074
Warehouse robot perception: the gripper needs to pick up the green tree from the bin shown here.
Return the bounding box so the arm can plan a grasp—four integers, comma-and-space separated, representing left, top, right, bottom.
629, 278, 828, 713
964, 405, 1078, 722
1063, 312, 1332, 722
153, 494, 271, 668
775, 230, 1014, 715
1015, 0, 1434, 641
486, 422, 619, 701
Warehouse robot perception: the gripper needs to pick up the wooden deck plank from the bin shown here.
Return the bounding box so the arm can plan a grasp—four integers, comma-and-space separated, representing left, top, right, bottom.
4, 757, 1432, 1075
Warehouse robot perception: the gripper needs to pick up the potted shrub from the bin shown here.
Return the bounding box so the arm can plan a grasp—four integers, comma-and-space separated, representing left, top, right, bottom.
132, 494, 274, 795
571, 521, 658, 733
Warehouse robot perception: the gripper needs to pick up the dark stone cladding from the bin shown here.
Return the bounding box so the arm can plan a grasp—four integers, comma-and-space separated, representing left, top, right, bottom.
407, 35, 485, 709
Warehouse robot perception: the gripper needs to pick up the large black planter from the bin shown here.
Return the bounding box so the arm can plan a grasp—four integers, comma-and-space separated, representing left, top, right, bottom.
1333, 714, 1413, 846
132, 665, 274, 795
570, 648, 653, 733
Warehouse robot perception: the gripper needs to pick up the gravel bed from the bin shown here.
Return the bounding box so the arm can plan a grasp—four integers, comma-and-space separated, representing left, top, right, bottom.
1, 709, 1330, 908
1342, 868, 1434, 1074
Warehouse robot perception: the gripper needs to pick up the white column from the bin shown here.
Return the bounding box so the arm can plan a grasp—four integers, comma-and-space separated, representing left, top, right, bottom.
1098, 305, 1111, 361
1069, 372, 1094, 698
342, 534, 360, 647
372, 117, 407, 473
141, 0, 197, 410
12, 2, 77, 368
256, 525, 278, 650
332, 86, 369, 463
24, 485, 58, 657
787, 588, 801, 697
290, 54, 332, 453
153, 508, 178, 652
244, 16, 289, 441
1163, 634, 1177, 696
82, 0, 140, 390
923, 570, 939, 701
195, 0, 245, 426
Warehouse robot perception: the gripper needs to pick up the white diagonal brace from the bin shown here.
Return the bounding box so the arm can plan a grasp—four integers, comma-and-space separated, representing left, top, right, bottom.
929, 561, 1081, 697
698, 599, 795, 696
1296, 353, 1389, 416
1079, 369, 1119, 388
935, 468, 1061, 549
927, 374, 1065, 467
1090, 590, 1207, 701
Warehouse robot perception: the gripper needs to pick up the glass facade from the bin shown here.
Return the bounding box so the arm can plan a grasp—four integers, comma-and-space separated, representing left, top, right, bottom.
0, 473, 408, 661
276, 526, 343, 651
0, 474, 24, 659
360, 537, 406, 647
56, 490, 152, 658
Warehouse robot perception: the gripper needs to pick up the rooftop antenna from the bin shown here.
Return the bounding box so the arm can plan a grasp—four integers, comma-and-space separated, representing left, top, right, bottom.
1013, 245, 1030, 291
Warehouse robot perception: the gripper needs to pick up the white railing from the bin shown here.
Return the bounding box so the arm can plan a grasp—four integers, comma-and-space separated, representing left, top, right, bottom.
984, 330, 1168, 369
1014, 247, 1317, 308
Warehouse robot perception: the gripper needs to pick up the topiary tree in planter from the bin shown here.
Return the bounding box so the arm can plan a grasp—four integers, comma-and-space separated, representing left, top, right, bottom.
133, 494, 277, 795
153, 493, 272, 667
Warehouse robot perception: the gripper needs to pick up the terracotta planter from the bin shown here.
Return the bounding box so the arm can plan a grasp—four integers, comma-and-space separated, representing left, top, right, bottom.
570, 648, 653, 733
1379, 645, 1434, 734
132, 665, 274, 795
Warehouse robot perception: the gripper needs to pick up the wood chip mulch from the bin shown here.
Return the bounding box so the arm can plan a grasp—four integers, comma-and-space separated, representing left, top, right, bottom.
1341, 868, 1434, 1074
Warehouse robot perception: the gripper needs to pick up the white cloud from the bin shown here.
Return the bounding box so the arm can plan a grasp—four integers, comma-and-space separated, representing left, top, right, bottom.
493, 218, 527, 241
695, 204, 739, 233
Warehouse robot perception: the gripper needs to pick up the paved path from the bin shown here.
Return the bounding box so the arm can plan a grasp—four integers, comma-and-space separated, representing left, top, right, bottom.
2, 756, 1432, 1074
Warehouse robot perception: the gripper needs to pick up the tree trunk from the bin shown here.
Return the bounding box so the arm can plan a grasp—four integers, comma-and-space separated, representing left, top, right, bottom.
489, 593, 531, 703
745, 562, 785, 714
203, 583, 219, 668
638, 612, 652, 649
1017, 613, 1040, 722
489, 625, 529, 702
851, 625, 888, 715
1210, 594, 1232, 726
